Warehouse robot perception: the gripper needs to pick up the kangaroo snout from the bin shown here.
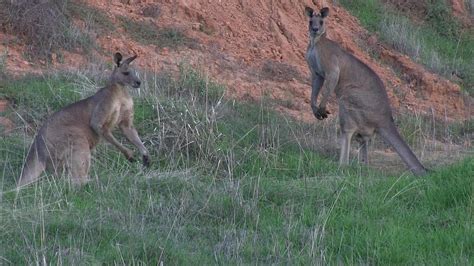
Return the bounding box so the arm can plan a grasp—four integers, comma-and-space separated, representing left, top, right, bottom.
311, 25, 320, 33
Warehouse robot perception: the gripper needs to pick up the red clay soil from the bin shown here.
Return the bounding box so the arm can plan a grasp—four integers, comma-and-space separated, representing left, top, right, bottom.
1, 0, 471, 122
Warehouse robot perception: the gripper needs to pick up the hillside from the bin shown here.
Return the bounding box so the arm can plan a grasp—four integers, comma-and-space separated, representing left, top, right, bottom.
0, 0, 473, 264
0, 0, 472, 122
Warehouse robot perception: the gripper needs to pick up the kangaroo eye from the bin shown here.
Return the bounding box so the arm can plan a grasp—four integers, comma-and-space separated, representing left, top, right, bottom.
320, 21, 324, 26
123, 71, 130, 76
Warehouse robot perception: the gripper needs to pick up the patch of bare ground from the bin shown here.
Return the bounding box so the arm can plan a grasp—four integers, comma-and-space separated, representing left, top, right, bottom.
369, 140, 471, 175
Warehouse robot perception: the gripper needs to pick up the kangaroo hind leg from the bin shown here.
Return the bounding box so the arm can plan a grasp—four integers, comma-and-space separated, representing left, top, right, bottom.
68, 141, 91, 186
356, 134, 371, 165
339, 130, 355, 166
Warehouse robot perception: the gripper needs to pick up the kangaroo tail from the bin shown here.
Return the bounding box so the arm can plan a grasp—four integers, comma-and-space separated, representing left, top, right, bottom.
378, 123, 427, 176
17, 136, 47, 188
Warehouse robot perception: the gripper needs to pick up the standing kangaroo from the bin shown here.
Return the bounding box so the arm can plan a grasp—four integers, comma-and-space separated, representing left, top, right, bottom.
18, 53, 150, 187
304, 7, 427, 176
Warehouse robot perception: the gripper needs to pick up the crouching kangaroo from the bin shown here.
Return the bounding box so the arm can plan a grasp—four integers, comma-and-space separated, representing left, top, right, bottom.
304, 6, 427, 176
18, 53, 150, 187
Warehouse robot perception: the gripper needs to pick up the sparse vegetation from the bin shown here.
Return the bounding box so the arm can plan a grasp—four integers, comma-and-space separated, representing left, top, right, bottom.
119, 17, 194, 49
69, 1, 115, 33
426, 0, 461, 38
379, 15, 423, 59
0, 65, 472, 264
338, 0, 474, 95
260, 60, 303, 82
0, 0, 97, 60
141, 4, 161, 18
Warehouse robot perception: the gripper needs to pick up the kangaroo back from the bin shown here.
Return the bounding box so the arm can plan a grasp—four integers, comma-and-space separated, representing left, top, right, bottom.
378, 123, 427, 176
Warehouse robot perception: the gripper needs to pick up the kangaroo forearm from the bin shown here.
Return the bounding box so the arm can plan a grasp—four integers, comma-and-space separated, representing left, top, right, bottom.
103, 131, 130, 154
122, 126, 149, 155
311, 74, 324, 108
318, 76, 338, 108
318, 89, 331, 108
313, 67, 338, 109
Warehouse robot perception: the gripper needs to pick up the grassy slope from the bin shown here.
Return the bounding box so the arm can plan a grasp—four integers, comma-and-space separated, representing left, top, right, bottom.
338, 0, 474, 95
0, 71, 472, 264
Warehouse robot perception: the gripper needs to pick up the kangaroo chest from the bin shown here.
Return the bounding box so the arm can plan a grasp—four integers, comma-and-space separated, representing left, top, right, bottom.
112, 97, 133, 125
101, 93, 133, 129
306, 45, 325, 78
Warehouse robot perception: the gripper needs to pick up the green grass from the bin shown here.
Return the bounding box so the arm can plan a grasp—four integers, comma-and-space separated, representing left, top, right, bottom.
326, 158, 473, 264
338, 0, 474, 95
0, 75, 81, 126
0, 71, 472, 264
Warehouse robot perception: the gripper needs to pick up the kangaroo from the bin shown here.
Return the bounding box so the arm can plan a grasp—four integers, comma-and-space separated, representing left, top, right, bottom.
304, 6, 427, 176
17, 52, 150, 187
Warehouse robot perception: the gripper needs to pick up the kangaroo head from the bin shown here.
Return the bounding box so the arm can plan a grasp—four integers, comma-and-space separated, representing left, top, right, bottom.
305, 7, 329, 38
110, 52, 141, 88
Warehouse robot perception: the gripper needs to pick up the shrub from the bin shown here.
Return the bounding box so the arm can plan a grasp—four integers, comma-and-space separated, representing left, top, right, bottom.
0, 0, 93, 60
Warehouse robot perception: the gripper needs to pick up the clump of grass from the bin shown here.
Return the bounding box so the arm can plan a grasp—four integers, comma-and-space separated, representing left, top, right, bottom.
175, 64, 226, 103
379, 14, 423, 60
138, 65, 226, 168
119, 17, 194, 49
397, 112, 474, 146
0, 0, 93, 60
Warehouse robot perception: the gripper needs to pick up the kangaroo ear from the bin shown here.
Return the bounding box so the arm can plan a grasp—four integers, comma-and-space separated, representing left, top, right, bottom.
123, 55, 138, 65
320, 7, 329, 18
305, 6, 314, 17
114, 52, 123, 67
